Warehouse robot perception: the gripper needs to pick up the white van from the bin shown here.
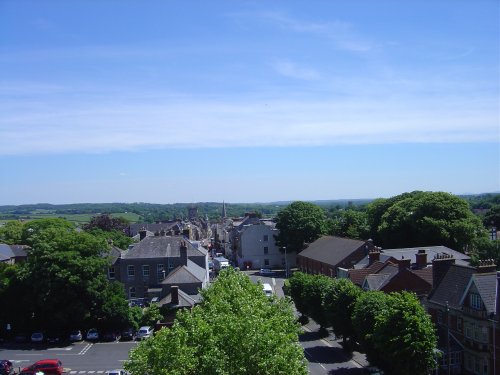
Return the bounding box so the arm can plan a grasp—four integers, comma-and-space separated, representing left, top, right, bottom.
262, 283, 273, 297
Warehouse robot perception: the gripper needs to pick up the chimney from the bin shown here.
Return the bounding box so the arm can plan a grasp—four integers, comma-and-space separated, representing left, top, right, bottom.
398, 256, 411, 270
476, 259, 497, 274
171, 286, 179, 305
368, 248, 380, 265
416, 249, 428, 269
139, 228, 147, 241
180, 241, 188, 266
432, 253, 456, 287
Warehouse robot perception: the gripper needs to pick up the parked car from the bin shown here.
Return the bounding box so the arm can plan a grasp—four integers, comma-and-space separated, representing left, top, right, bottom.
106, 370, 128, 375
69, 330, 82, 342
136, 326, 153, 340
86, 328, 99, 341
0, 360, 14, 375
14, 333, 28, 343
46, 332, 61, 344
102, 331, 120, 342
120, 328, 136, 341
31, 332, 44, 343
20, 359, 64, 375
259, 268, 275, 276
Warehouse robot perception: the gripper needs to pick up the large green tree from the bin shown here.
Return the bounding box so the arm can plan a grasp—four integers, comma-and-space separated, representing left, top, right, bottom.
126, 268, 308, 375
0, 221, 23, 244
376, 191, 485, 250
275, 201, 327, 253
328, 209, 370, 240
372, 292, 438, 375
351, 291, 390, 365
323, 278, 361, 345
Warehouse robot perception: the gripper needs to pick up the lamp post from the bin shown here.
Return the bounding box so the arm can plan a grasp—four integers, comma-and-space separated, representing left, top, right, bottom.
283, 246, 288, 278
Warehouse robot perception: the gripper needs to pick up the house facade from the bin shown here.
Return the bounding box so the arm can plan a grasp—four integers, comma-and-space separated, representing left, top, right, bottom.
229, 214, 296, 270
108, 233, 209, 300
426, 256, 500, 375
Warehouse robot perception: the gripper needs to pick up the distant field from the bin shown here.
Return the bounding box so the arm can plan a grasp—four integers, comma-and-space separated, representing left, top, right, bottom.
0, 212, 142, 226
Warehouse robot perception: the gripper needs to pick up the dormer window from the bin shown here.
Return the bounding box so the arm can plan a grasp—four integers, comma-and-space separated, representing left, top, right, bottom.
470, 293, 482, 310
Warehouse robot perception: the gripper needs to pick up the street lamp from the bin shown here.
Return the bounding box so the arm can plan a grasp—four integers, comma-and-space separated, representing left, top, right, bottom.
283, 246, 288, 278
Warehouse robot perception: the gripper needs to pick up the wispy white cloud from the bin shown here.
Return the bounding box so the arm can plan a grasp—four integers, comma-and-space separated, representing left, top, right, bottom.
0, 85, 497, 156
255, 11, 373, 53
271, 60, 320, 80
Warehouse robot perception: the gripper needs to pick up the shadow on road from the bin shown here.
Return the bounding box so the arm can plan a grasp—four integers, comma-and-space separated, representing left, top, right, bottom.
328, 367, 366, 375
299, 331, 320, 342
304, 345, 351, 364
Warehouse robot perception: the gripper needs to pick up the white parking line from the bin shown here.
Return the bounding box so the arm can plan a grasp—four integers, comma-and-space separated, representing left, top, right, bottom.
78, 343, 93, 355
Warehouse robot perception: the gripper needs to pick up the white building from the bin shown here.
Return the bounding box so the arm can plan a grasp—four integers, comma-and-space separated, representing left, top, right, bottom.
231, 214, 296, 270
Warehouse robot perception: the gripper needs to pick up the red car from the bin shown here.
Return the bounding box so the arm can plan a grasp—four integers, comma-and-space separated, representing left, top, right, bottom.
20, 359, 64, 375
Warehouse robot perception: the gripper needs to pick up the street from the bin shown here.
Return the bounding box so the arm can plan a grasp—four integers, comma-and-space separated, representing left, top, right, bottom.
248, 271, 367, 375
0, 341, 137, 374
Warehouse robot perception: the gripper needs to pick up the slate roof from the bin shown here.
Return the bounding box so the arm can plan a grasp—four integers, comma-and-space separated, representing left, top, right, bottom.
354, 246, 470, 269
122, 236, 206, 259
162, 259, 207, 285
158, 289, 201, 308
463, 272, 498, 315
0, 244, 28, 262
298, 236, 367, 266
428, 264, 476, 308
364, 274, 391, 291
412, 267, 433, 286
348, 261, 387, 286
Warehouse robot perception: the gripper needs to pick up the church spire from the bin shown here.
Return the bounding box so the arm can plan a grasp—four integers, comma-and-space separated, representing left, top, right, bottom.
222, 201, 227, 219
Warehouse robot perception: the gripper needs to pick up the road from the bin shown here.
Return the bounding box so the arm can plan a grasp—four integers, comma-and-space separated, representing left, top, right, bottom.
248, 270, 367, 375
0, 340, 137, 374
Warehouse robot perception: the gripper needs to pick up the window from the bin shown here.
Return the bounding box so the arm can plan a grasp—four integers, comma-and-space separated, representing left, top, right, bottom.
264, 259, 269, 266
465, 323, 472, 339
142, 265, 150, 277
263, 235, 268, 242
437, 310, 443, 324
457, 317, 463, 332
108, 267, 115, 279
157, 264, 165, 280
264, 246, 268, 254
129, 287, 136, 298
127, 265, 135, 278
470, 293, 482, 310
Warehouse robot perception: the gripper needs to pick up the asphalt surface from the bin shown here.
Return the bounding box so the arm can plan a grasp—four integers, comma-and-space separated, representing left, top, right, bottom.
0, 340, 137, 374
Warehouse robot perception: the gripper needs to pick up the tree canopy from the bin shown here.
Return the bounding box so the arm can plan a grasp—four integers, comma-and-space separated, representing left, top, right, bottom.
126, 268, 308, 375
372, 191, 485, 250
275, 201, 327, 253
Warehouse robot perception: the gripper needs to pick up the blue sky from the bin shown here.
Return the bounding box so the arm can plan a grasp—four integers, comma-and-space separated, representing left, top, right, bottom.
0, 0, 498, 205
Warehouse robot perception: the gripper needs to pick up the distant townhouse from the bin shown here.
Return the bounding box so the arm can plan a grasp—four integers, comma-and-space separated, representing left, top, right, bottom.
425, 256, 500, 375
108, 232, 209, 300
297, 236, 375, 277
0, 244, 28, 264
230, 213, 296, 270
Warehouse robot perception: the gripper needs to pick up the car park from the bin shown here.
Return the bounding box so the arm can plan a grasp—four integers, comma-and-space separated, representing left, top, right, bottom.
86, 328, 99, 341
69, 330, 83, 342
136, 326, 153, 340
120, 328, 136, 341
31, 332, 44, 343
20, 359, 64, 375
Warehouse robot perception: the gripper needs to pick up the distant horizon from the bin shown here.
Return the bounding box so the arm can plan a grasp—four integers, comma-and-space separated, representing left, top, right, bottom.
1, 190, 498, 207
